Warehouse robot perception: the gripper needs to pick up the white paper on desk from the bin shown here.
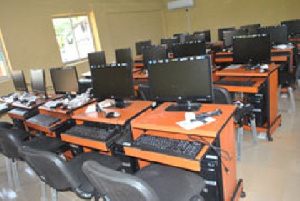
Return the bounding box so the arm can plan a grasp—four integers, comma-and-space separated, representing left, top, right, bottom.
176, 117, 216, 130
85, 105, 96, 113
226, 64, 241, 69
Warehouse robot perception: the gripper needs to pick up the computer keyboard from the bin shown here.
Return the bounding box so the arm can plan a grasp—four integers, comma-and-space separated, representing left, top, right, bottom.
64, 125, 116, 141
9, 108, 28, 116
214, 80, 255, 87
132, 135, 203, 159
44, 101, 63, 109
27, 114, 61, 127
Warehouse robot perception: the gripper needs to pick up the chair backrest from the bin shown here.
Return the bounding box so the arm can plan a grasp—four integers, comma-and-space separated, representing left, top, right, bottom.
0, 128, 28, 159
18, 146, 80, 191
213, 87, 233, 104
0, 122, 13, 129
137, 83, 151, 101
82, 161, 160, 201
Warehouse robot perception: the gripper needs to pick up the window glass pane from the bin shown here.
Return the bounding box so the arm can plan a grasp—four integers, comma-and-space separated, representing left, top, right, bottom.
52, 18, 79, 63
71, 16, 95, 59
0, 44, 7, 77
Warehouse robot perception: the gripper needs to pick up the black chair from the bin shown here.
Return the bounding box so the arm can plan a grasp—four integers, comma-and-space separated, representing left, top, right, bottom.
213, 87, 258, 161
82, 161, 205, 201
278, 71, 296, 112
19, 147, 122, 201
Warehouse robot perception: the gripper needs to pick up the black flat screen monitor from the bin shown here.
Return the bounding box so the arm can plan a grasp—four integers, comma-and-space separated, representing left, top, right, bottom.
135, 40, 152, 55
142, 46, 167, 66
11, 70, 27, 92
240, 24, 260, 34
115, 48, 133, 64
173, 33, 189, 43
259, 26, 288, 45
30, 69, 46, 94
50, 66, 79, 94
194, 30, 211, 42
91, 66, 134, 102
161, 38, 179, 53
233, 34, 271, 64
185, 33, 206, 43
172, 41, 206, 58
281, 20, 300, 35
236, 28, 248, 36
223, 30, 237, 47
149, 56, 213, 104
88, 51, 106, 68
218, 27, 235, 41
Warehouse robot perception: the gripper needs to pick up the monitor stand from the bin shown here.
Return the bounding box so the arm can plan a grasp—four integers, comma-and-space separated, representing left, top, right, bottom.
165, 101, 201, 112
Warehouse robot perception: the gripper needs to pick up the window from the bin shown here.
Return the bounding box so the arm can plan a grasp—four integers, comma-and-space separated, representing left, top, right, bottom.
0, 30, 10, 81
52, 15, 95, 64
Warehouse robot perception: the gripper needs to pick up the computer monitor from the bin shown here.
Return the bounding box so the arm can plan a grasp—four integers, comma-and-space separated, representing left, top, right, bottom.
115, 48, 133, 64
30, 69, 46, 96
194, 30, 211, 42
173, 33, 189, 43
135, 40, 152, 55
259, 26, 288, 45
148, 56, 213, 111
240, 24, 260, 34
161, 38, 179, 53
218, 27, 235, 41
172, 41, 206, 58
223, 30, 237, 47
185, 33, 206, 43
88, 51, 106, 68
50, 66, 79, 94
236, 28, 248, 36
233, 34, 271, 65
142, 45, 168, 66
281, 20, 300, 35
11, 70, 28, 92
91, 66, 134, 108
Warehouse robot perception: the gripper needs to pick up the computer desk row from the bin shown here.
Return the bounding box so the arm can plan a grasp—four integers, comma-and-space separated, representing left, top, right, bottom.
0, 92, 243, 200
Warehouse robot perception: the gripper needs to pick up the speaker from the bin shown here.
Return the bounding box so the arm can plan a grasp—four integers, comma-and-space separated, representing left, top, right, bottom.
167, 0, 194, 10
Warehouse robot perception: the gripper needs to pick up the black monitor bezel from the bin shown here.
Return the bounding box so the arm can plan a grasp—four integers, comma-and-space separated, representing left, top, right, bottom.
240, 23, 261, 34
142, 45, 168, 66
50, 66, 79, 94
281, 19, 300, 35
88, 51, 106, 68
218, 27, 235, 41
172, 40, 206, 58
259, 25, 288, 45
135, 40, 152, 55
194, 30, 211, 42
148, 55, 213, 103
115, 48, 133, 64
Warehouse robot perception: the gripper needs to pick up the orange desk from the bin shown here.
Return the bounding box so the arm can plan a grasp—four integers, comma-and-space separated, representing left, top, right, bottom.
60, 100, 153, 151
124, 103, 242, 201
216, 64, 281, 140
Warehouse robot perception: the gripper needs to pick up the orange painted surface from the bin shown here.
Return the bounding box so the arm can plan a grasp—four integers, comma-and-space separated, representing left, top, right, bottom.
61, 134, 109, 151
72, 100, 153, 125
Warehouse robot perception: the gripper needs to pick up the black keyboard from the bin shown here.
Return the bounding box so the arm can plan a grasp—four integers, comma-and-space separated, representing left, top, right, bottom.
214, 80, 255, 86
132, 135, 203, 159
64, 125, 116, 141
27, 114, 61, 127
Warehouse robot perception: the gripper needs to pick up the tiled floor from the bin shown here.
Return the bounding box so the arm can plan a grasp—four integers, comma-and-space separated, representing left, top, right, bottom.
1, 89, 300, 201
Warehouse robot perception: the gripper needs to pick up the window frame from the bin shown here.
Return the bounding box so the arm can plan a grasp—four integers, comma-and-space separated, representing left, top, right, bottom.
52, 14, 97, 64
0, 29, 11, 82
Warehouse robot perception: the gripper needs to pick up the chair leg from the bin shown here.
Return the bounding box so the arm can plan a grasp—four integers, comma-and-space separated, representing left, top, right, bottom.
237, 125, 243, 161
11, 160, 20, 191
278, 85, 282, 110
41, 181, 47, 201
288, 87, 296, 112
5, 157, 14, 189
250, 116, 258, 146
51, 187, 57, 201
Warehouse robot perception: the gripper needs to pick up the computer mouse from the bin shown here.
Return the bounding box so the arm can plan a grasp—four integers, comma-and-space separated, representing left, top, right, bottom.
105, 111, 120, 118
61, 105, 68, 110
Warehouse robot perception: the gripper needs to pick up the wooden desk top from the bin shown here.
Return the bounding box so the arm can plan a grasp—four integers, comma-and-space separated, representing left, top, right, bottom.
216, 64, 280, 77
131, 102, 236, 138
12, 94, 62, 110
215, 48, 293, 55
72, 100, 153, 125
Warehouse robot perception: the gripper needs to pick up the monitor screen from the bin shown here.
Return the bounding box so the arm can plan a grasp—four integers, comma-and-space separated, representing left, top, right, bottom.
223, 30, 237, 47
236, 28, 248, 36
50, 66, 79, 94
161, 38, 179, 53
172, 41, 206, 58
149, 56, 213, 102
142, 45, 167, 66
173, 33, 189, 43
135, 40, 152, 55
233, 34, 271, 64
218, 27, 235, 41
30, 69, 46, 94
259, 26, 288, 44
11, 70, 27, 92
281, 20, 300, 35
91, 66, 134, 100
185, 33, 206, 43
194, 30, 211, 42
115, 48, 132, 64
88, 51, 106, 68
240, 24, 261, 34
